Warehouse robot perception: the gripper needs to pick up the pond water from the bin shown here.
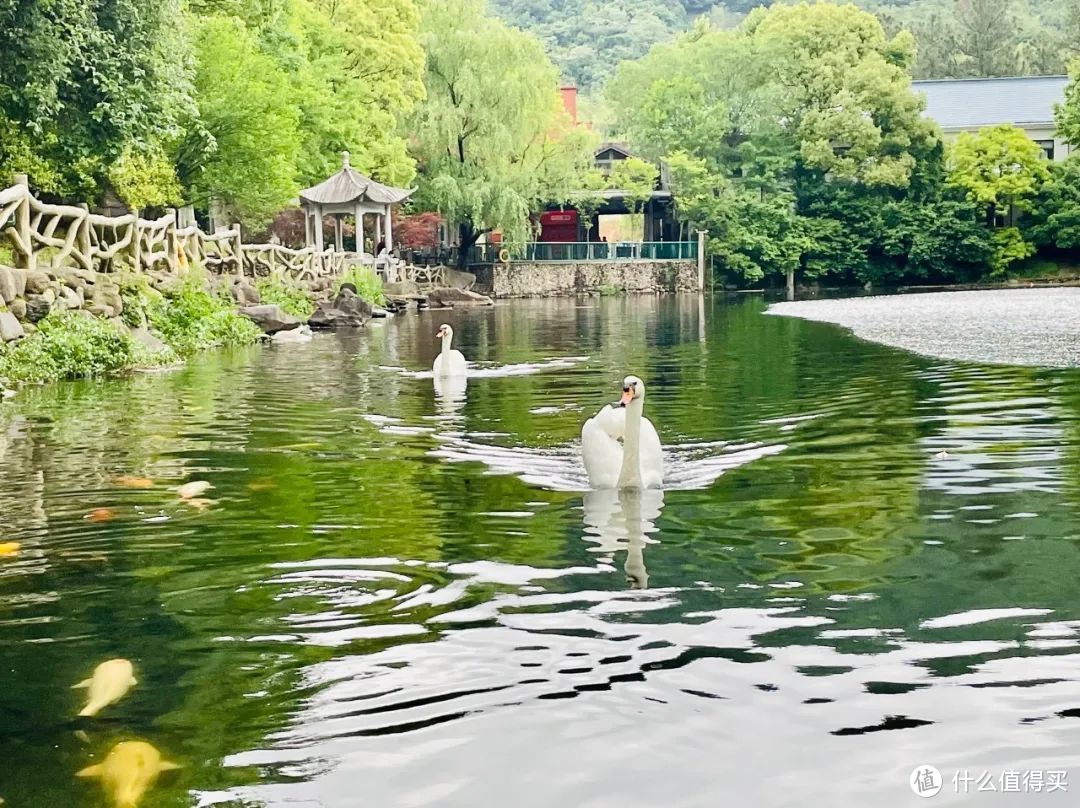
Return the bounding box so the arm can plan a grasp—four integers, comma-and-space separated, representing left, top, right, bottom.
1, 295, 1079, 807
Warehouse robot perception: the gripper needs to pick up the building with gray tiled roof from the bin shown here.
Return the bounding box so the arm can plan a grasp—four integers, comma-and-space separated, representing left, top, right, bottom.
913, 76, 1072, 161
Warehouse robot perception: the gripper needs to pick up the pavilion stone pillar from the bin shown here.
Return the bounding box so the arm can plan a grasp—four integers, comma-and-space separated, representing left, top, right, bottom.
357, 212, 366, 255
314, 204, 324, 252
374, 213, 382, 248
384, 204, 393, 249
334, 215, 344, 252
304, 208, 313, 247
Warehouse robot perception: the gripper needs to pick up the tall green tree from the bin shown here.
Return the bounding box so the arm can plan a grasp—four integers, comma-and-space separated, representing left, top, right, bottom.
410, 0, 595, 263
947, 124, 1049, 225
290, 0, 425, 186
185, 16, 301, 229
1025, 158, 1080, 251
0, 0, 195, 201
746, 2, 936, 189
609, 3, 947, 288
947, 123, 1049, 272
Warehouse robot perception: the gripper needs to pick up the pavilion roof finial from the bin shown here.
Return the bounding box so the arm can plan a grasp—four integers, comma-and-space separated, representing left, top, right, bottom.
342, 151, 351, 169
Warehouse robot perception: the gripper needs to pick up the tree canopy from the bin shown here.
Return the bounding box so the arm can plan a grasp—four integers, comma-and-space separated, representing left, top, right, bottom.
0, 0, 425, 229
607, 3, 971, 287
409, 0, 595, 260
487, 0, 1080, 91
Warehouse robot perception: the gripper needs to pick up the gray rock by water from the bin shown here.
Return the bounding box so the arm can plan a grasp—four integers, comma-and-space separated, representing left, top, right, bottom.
9, 298, 26, 321
232, 279, 262, 306
11, 268, 25, 299
0, 266, 17, 304
131, 327, 167, 354
307, 289, 372, 329
24, 296, 51, 323
443, 268, 476, 290
60, 286, 81, 310
384, 280, 420, 297
93, 285, 123, 315
0, 311, 24, 342
427, 287, 494, 308
239, 304, 301, 334
87, 303, 116, 318
24, 271, 50, 295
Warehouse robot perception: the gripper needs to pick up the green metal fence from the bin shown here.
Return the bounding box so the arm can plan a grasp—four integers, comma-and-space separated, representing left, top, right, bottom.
464, 241, 696, 264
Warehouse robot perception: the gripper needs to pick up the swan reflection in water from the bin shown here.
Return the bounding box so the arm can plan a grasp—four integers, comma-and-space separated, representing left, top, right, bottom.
582, 487, 664, 589
433, 373, 468, 418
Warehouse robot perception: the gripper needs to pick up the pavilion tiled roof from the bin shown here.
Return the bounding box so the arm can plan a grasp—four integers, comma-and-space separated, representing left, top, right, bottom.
299, 154, 414, 206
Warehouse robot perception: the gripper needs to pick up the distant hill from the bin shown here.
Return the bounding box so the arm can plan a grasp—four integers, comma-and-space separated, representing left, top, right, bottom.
487, 0, 1076, 92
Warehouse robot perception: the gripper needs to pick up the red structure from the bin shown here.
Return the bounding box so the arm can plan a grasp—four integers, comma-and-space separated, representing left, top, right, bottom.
560, 86, 578, 126
538, 210, 578, 242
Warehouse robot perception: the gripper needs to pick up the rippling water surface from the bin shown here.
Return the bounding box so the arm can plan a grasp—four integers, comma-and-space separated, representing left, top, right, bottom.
2, 295, 1080, 807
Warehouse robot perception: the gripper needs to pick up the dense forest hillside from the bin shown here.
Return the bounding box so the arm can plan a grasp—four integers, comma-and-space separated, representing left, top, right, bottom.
487, 0, 1080, 90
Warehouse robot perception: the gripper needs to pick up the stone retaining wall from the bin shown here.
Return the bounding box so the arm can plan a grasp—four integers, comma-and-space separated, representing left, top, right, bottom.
473, 261, 700, 298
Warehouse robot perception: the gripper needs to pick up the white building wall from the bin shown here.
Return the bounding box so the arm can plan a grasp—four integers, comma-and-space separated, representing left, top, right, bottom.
939, 125, 1073, 162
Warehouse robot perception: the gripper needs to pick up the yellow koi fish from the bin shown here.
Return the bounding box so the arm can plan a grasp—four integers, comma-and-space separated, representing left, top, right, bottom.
73, 658, 137, 717
77, 741, 179, 808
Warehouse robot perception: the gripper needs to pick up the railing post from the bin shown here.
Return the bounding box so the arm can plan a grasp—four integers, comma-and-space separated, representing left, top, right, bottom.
77, 204, 92, 272
13, 174, 34, 271
696, 230, 707, 293
233, 223, 243, 278
130, 208, 142, 274
165, 209, 179, 274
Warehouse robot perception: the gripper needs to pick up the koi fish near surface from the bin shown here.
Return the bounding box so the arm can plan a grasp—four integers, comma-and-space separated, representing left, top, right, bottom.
114, 476, 154, 489
77, 741, 179, 808
73, 658, 137, 717
175, 481, 212, 500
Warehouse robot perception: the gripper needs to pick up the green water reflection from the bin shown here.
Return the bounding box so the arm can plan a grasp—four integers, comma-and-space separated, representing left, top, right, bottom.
0, 296, 1078, 807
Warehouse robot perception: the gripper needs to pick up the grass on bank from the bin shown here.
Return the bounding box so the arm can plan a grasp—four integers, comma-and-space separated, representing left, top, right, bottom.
335, 266, 385, 305
255, 275, 316, 319
1, 277, 261, 386
142, 279, 261, 357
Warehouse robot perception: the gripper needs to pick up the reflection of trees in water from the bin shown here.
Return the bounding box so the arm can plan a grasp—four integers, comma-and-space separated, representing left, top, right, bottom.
698, 321, 929, 596
582, 488, 664, 589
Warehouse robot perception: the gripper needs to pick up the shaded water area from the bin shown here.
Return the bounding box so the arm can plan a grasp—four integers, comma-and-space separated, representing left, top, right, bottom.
2, 295, 1080, 806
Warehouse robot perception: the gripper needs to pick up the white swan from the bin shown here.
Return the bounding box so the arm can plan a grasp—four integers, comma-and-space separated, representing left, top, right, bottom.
581, 375, 663, 489
432, 324, 467, 378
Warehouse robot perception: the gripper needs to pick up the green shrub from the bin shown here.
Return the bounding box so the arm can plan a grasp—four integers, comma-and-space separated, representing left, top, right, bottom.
0, 313, 137, 384
147, 278, 261, 356
256, 275, 315, 318
989, 227, 1035, 275
335, 265, 385, 305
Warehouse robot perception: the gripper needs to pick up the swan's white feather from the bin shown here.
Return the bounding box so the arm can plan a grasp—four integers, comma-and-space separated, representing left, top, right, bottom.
581, 403, 663, 489
433, 349, 467, 377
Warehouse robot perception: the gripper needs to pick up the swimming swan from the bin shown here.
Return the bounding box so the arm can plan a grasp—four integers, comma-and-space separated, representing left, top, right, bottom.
433, 324, 467, 377
581, 375, 663, 489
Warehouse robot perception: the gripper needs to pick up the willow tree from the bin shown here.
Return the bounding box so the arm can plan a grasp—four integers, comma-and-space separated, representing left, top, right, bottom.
410, 0, 595, 265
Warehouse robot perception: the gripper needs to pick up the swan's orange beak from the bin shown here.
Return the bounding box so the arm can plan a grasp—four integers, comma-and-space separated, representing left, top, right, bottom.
619, 387, 634, 407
